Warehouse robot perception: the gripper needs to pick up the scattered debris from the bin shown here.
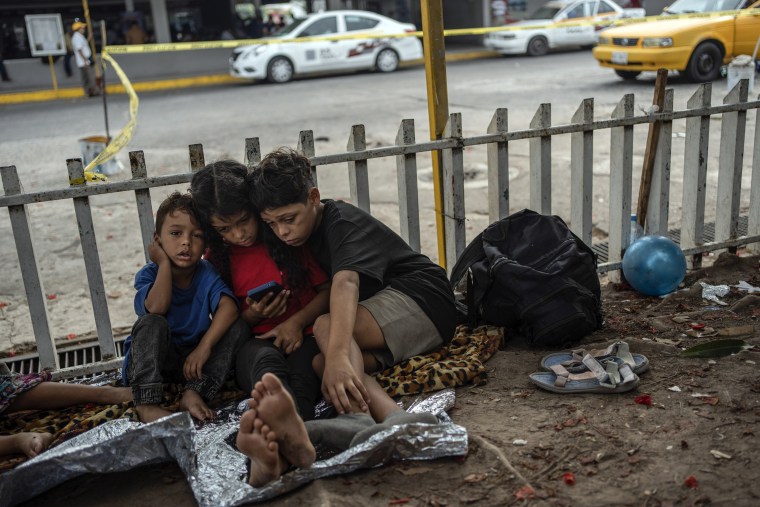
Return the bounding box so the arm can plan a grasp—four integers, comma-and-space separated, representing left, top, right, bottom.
681, 339, 752, 358
710, 450, 732, 460
668, 386, 682, 392
562, 472, 576, 485
734, 281, 760, 293
684, 475, 699, 489
634, 394, 653, 406
717, 325, 755, 337
700, 282, 730, 305
512, 439, 528, 446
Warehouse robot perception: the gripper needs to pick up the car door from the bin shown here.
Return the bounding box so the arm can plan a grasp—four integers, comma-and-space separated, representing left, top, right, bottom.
555, 1, 595, 47
292, 14, 343, 73
733, 0, 760, 57
340, 13, 383, 70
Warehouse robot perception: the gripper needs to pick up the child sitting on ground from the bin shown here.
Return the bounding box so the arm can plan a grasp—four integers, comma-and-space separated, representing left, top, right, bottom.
190, 160, 329, 422
250, 147, 457, 422
122, 191, 248, 423
0, 362, 131, 458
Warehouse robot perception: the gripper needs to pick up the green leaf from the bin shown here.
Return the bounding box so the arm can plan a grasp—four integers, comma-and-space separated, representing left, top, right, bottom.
681, 339, 752, 358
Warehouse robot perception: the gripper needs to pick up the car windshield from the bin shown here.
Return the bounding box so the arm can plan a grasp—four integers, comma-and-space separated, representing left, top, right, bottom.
663, 0, 745, 14
528, 6, 562, 19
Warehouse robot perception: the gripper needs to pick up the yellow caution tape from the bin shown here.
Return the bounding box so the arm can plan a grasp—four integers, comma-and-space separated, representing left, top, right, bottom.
76, 52, 139, 184
102, 8, 760, 54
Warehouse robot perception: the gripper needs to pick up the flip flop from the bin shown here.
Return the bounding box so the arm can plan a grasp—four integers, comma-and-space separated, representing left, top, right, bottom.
540, 341, 649, 375
529, 354, 640, 394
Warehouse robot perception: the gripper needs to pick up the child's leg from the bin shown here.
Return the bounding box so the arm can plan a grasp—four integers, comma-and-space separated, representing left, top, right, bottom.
126, 314, 174, 423
0, 433, 53, 459
181, 319, 248, 421
285, 336, 321, 421
6, 382, 131, 413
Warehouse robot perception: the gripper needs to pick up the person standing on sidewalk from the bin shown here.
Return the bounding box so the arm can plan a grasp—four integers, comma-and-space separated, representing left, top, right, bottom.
0, 31, 10, 82
71, 21, 99, 96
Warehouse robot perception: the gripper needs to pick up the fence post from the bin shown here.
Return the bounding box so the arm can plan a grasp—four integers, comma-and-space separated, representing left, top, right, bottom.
67, 159, 117, 362
529, 103, 551, 214
347, 125, 370, 213
715, 79, 749, 252
570, 98, 594, 246
298, 130, 317, 186
189, 144, 205, 172
608, 94, 634, 281
130, 151, 154, 263
395, 119, 421, 252
647, 88, 674, 236
1, 166, 58, 371
681, 83, 711, 269
748, 96, 760, 254
486, 108, 509, 222
442, 113, 466, 269
245, 138, 261, 169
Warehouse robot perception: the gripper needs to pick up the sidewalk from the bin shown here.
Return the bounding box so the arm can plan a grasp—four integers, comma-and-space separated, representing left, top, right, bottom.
0, 42, 498, 105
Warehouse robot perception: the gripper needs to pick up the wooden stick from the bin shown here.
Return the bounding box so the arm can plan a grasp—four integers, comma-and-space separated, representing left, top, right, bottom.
636, 68, 668, 229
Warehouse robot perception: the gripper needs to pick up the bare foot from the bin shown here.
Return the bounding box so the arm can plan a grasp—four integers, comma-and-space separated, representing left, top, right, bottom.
134, 404, 173, 423
14, 432, 53, 458
179, 389, 214, 421
253, 373, 315, 468
236, 409, 286, 487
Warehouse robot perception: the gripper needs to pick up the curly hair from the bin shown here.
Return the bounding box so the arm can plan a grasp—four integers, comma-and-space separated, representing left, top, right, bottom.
249, 147, 314, 211
155, 191, 199, 235
189, 159, 308, 291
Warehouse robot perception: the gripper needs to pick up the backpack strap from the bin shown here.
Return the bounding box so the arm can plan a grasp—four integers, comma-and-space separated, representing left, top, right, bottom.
449, 231, 486, 288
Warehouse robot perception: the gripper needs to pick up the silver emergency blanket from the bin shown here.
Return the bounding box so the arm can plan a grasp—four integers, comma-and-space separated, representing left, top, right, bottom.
700, 281, 731, 305
0, 388, 466, 507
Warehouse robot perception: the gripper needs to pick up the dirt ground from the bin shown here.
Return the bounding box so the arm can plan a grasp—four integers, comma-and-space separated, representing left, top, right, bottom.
14, 251, 758, 507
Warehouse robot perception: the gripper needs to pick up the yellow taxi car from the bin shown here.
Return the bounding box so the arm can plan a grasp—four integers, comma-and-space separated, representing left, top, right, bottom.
592, 0, 760, 81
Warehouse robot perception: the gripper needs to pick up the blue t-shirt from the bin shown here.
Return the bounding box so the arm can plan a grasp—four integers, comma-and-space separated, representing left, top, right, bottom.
121, 260, 233, 384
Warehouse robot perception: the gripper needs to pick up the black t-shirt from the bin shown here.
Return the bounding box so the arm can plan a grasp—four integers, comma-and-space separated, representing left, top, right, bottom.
308, 199, 457, 343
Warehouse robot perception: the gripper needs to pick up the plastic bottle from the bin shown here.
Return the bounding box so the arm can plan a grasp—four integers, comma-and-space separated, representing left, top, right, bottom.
630, 214, 644, 244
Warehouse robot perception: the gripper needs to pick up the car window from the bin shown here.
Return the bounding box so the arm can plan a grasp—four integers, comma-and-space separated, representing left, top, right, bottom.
529, 6, 562, 19
664, 0, 744, 14
597, 0, 618, 14
565, 3, 589, 17
299, 16, 338, 37
345, 15, 380, 31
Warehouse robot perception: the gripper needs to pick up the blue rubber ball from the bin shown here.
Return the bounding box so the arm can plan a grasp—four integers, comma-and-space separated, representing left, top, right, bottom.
622, 235, 686, 296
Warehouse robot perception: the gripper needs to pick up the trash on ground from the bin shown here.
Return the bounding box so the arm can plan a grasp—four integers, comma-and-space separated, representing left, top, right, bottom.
512, 439, 528, 446
717, 325, 755, 337
710, 450, 732, 460
734, 281, 760, 293
667, 386, 682, 392
681, 339, 752, 358
700, 282, 730, 305
686, 327, 717, 338
684, 475, 699, 489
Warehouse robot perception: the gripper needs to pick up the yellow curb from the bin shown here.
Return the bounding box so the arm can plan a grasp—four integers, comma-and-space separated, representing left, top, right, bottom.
0, 51, 493, 105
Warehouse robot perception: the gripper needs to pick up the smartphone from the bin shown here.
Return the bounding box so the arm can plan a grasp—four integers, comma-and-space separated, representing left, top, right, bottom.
246, 281, 285, 302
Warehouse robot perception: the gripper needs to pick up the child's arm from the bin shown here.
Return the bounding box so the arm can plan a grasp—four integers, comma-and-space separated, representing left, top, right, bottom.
143, 238, 173, 314
183, 294, 239, 380
258, 281, 331, 354
321, 270, 370, 413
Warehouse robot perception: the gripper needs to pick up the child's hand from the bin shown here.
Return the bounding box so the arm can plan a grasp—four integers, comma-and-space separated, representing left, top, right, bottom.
258, 319, 303, 355
245, 290, 290, 320
147, 236, 169, 265
184, 344, 211, 381
321, 355, 370, 414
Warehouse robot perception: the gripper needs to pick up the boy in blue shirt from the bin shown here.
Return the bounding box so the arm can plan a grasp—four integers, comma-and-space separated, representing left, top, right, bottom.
122, 192, 248, 423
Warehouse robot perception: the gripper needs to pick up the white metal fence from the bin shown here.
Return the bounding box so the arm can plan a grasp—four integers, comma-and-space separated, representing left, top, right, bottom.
2, 80, 759, 379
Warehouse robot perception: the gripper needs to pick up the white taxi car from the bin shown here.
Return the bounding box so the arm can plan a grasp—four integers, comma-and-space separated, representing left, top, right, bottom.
230, 10, 423, 83
484, 0, 645, 56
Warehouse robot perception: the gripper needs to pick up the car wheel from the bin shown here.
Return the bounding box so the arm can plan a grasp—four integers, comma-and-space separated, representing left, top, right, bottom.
267, 56, 294, 84
685, 42, 722, 83
375, 48, 400, 73
526, 36, 548, 57
615, 70, 641, 80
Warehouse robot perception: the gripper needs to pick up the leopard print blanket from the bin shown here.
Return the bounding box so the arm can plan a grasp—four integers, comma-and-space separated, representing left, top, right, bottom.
0, 325, 502, 472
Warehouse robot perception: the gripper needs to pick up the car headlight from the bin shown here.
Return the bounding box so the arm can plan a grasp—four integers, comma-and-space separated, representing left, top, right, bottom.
598, 36, 610, 45
642, 37, 673, 48
252, 44, 269, 56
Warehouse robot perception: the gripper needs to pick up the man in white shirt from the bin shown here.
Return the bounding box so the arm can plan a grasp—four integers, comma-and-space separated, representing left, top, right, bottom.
71, 21, 99, 97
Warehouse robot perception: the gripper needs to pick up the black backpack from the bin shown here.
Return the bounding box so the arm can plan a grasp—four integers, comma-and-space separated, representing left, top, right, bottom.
450, 209, 603, 348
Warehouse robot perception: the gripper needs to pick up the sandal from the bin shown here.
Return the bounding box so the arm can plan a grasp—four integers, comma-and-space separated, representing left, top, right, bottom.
529, 354, 640, 394
540, 341, 649, 375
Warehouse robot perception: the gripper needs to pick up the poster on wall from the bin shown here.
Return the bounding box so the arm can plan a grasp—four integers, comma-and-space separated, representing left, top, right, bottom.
24, 13, 66, 57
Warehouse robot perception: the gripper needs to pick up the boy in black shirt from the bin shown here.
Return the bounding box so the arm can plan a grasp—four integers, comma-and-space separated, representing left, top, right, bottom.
249, 148, 457, 423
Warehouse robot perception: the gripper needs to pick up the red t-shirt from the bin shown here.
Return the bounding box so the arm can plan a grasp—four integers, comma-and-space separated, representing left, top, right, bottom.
218, 243, 328, 335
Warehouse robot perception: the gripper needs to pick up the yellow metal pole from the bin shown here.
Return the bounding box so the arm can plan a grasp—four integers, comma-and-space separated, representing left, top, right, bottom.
47, 55, 59, 92
420, 0, 449, 269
